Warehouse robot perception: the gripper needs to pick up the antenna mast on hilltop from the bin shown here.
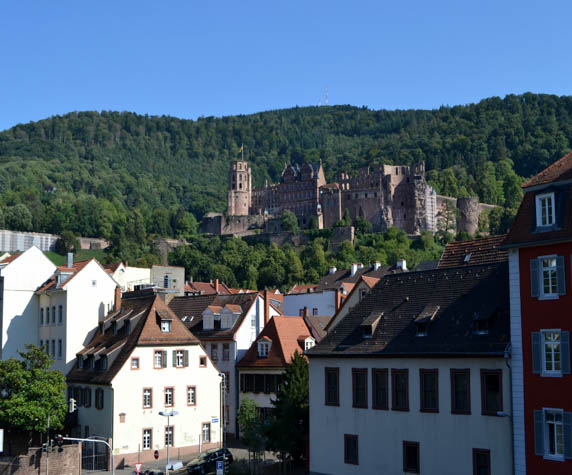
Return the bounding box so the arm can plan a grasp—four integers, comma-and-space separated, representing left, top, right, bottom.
325, 85, 329, 106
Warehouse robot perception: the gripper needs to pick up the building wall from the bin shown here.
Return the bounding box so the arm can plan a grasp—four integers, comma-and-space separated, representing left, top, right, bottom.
309, 356, 512, 475
517, 241, 572, 474
0, 246, 56, 360
283, 291, 336, 317
151, 266, 185, 296
238, 368, 283, 410
0, 230, 58, 252
327, 281, 370, 332
112, 266, 150, 291
38, 290, 68, 373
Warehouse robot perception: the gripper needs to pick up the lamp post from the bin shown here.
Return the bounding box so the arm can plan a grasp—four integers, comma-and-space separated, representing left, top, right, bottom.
159, 410, 178, 475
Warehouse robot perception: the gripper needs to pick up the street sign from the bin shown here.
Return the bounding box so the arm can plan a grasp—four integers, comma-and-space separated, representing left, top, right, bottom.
211, 417, 219, 424
154, 449, 159, 460
0, 428, 3, 452
216, 460, 223, 475
135, 462, 143, 474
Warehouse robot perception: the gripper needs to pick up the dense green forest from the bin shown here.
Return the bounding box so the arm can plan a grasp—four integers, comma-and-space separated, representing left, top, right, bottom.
1, 92, 571, 277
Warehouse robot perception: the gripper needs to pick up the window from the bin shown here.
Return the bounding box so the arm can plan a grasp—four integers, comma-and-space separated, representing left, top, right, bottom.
83, 388, 91, 408
95, 388, 104, 410
258, 341, 270, 357
420, 369, 438, 412
359, 289, 367, 301
536, 192, 555, 227
51, 340, 55, 356
187, 386, 196, 406
143, 429, 152, 450
52, 306, 55, 324
312, 308, 318, 316
325, 367, 339, 406
451, 369, 471, 414
175, 350, 185, 368
46, 307, 50, 325
77, 355, 84, 369
392, 369, 409, 411
143, 388, 152, 408
304, 339, 315, 351
58, 305, 63, 324
372, 369, 388, 410
211, 344, 218, 362
344, 434, 358, 465
119, 413, 126, 423
536, 409, 566, 460
131, 357, 139, 370
92, 280, 97, 287
199, 356, 207, 367
154, 350, 166, 369
473, 449, 490, 475
251, 312, 256, 327
541, 257, 558, 297
224, 371, 230, 394
163, 275, 171, 288
40, 308, 44, 325
223, 343, 230, 361
543, 330, 561, 374
480, 370, 502, 416
165, 426, 174, 447
352, 368, 368, 408
532, 330, 570, 376
403, 441, 420, 473
165, 387, 174, 407
202, 423, 211, 443
160, 320, 171, 333
57, 340, 62, 360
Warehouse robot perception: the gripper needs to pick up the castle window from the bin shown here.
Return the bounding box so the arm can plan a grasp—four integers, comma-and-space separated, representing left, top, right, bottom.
239, 183, 242, 189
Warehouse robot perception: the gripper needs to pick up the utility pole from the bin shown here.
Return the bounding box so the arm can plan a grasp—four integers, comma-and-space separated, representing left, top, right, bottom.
45, 414, 50, 475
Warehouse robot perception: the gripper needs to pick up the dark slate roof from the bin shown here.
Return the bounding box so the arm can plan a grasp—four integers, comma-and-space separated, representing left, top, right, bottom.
303, 315, 332, 342
169, 293, 258, 341
522, 151, 572, 188
315, 264, 404, 291
67, 294, 199, 384
415, 260, 439, 271
438, 235, 508, 269
503, 184, 572, 248
307, 263, 509, 358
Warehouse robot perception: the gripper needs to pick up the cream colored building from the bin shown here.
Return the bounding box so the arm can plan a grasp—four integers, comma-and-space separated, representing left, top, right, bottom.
67, 292, 222, 468
105, 261, 151, 291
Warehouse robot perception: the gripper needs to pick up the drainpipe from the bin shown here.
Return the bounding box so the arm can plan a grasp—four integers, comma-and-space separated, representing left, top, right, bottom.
504, 343, 514, 475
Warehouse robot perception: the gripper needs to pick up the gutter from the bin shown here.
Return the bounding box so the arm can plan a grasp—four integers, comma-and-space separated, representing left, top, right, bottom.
500, 236, 572, 250
306, 351, 507, 359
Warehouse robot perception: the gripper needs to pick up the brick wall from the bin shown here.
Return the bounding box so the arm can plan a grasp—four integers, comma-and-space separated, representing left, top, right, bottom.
0, 444, 81, 475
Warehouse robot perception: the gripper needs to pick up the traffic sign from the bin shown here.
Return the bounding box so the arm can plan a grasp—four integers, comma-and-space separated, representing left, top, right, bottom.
216, 460, 223, 475
135, 462, 143, 473
154, 449, 159, 460
211, 417, 219, 424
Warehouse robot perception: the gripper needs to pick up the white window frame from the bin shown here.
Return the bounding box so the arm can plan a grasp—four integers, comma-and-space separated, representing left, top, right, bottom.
143, 429, 152, 450
539, 255, 559, 299
187, 386, 196, 405
131, 357, 139, 369
258, 341, 270, 357
154, 350, 163, 369
211, 344, 218, 362
143, 388, 152, 408
165, 387, 174, 407
542, 329, 562, 376
176, 350, 184, 367
536, 192, 556, 228
544, 408, 565, 461
160, 320, 171, 333
202, 423, 211, 443
165, 425, 174, 447
304, 338, 315, 351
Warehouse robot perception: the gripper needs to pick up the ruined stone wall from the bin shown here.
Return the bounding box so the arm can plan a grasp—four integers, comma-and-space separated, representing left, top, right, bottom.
457, 197, 480, 235
199, 214, 266, 236
320, 187, 342, 228
0, 445, 81, 475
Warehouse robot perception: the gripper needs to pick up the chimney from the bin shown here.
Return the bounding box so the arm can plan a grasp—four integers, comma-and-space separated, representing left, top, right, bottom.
215, 279, 220, 294
67, 252, 73, 268
125, 260, 128, 267
396, 259, 407, 271
374, 261, 381, 271
350, 263, 358, 276
335, 289, 341, 311
304, 306, 309, 317
114, 286, 122, 312
264, 289, 270, 326
190, 275, 194, 284
329, 266, 337, 275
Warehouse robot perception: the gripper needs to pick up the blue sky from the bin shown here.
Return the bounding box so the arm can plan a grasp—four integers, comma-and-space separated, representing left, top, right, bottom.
1, 0, 571, 131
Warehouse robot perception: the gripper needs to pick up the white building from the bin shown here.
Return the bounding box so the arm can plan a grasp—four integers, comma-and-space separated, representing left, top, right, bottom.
307, 263, 513, 475
0, 246, 56, 360
105, 261, 151, 292
37, 257, 118, 373
237, 316, 314, 422
169, 292, 280, 436
151, 265, 185, 296
67, 292, 222, 468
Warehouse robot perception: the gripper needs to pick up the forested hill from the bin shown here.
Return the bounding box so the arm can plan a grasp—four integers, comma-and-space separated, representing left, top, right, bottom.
1, 92, 572, 241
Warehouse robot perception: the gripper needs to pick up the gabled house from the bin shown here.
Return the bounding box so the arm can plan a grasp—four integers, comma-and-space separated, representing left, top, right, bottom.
236, 316, 314, 423
169, 292, 280, 436
0, 246, 56, 360
307, 263, 512, 475
104, 261, 151, 292
67, 292, 222, 468
502, 151, 572, 474
36, 257, 118, 373
438, 234, 508, 269
184, 278, 232, 296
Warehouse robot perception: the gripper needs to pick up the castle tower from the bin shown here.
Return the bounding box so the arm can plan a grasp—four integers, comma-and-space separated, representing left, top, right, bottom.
227, 160, 252, 216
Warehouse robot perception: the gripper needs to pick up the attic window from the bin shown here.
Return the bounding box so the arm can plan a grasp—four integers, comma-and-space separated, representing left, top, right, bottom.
161, 320, 172, 333
473, 320, 489, 335
77, 355, 84, 369
304, 338, 315, 351
360, 312, 383, 339
464, 253, 471, 264
414, 305, 440, 338
258, 341, 271, 358
112, 321, 118, 334
536, 192, 555, 228
416, 322, 428, 337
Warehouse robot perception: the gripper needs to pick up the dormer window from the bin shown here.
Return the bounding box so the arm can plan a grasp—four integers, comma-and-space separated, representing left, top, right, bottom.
161, 320, 172, 333
77, 355, 84, 369
258, 340, 271, 357
112, 321, 118, 334
536, 192, 555, 227
304, 338, 315, 351
473, 320, 489, 335
415, 322, 427, 337
88, 356, 95, 369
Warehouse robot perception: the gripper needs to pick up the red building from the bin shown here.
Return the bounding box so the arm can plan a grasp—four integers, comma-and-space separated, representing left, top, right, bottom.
503, 152, 572, 474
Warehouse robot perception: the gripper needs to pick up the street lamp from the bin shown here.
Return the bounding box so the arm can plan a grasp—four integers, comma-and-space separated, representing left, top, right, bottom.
159, 410, 178, 475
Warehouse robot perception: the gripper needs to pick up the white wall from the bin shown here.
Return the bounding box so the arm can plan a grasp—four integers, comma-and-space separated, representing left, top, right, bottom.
309, 356, 512, 475
112, 265, 151, 291
38, 291, 67, 372
238, 369, 283, 410
283, 290, 336, 317
0, 246, 56, 359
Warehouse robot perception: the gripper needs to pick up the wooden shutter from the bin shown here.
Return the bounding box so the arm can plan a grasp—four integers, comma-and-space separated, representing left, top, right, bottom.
557, 256, 566, 295
531, 332, 541, 374
162, 351, 167, 368
564, 412, 572, 459
562, 331, 571, 375
172, 350, 177, 367
184, 350, 189, 367
530, 259, 540, 297
534, 410, 544, 456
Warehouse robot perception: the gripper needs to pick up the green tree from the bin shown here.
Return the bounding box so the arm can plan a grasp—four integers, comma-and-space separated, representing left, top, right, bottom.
237, 396, 266, 472
55, 230, 80, 255
5, 204, 33, 231
280, 210, 298, 233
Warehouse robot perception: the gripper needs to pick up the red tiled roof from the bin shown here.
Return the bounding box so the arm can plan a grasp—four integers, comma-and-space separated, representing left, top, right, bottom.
361, 276, 380, 288
438, 235, 508, 269
104, 262, 123, 273
185, 281, 232, 295
288, 284, 318, 294
0, 253, 21, 265
37, 259, 99, 292
237, 316, 312, 368
522, 151, 572, 188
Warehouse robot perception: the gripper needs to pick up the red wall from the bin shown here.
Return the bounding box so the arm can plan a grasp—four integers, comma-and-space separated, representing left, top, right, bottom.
519, 242, 572, 473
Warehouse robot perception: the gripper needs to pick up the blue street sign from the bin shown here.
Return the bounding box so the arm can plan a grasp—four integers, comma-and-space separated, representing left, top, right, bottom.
211, 417, 219, 424
216, 460, 223, 475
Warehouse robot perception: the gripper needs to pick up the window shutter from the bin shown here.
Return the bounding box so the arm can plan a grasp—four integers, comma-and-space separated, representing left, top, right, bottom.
172, 350, 177, 367
562, 331, 571, 375
184, 350, 189, 367
557, 256, 566, 295
564, 412, 572, 459
530, 259, 540, 298
532, 332, 541, 374
534, 410, 544, 456
162, 351, 167, 368
240, 374, 244, 392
